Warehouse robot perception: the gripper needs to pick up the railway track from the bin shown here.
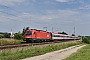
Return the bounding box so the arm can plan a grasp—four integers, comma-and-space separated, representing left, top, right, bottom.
0, 41, 62, 49
0, 40, 80, 50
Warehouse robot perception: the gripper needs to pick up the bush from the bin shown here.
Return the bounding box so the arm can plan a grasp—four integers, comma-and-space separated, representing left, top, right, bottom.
14, 33, 23, 40
82, 36, 90, 44
4, 33, 10, 38
0, 34, 4, 38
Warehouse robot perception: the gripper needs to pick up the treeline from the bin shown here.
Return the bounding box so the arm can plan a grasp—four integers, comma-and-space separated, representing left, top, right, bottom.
0, 32, 11, 38
0, 27, 81, 40
0, 27, 29, 40
58, 31, 75, 36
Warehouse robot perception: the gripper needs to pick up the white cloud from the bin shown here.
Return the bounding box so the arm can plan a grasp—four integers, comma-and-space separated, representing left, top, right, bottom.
68, 0, 84, 4
56, 0, 84, 4
0, 9, 90, 35
0, 9, 85, 25
79, 0, 84, 3
44, 10, 79, 21
56, 0, 69, 2
44, 1, 56, 4
0, 0, 26, 6
32, 0, 36, 2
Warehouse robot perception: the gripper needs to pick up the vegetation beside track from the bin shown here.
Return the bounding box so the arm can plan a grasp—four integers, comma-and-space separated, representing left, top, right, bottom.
65, 44, 90, 60
0, 40, 83, 60
82, 36, 90, 44
65, 36, 90, 60
0, 40, 22, 45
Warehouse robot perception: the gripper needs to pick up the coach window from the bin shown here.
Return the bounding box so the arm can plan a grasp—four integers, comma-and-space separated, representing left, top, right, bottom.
57, 35, 60, 37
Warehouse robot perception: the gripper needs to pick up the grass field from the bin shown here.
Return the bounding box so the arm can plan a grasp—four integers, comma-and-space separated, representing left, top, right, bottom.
0, 39, 22, 45
0, 41, 83, 60
65, 44, 90, 60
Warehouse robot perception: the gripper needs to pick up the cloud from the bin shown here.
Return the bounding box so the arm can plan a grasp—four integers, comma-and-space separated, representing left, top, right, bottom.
56, 0, 69, 2
24, 10, 79, 22
78, 0, 84, 3
0, 9, 87, 26
43, 10, 79, 21
56, 0, 84, 4
44, 1, 56, 4
32, 0, 36, 2
0, 9, 90, 35
0, 0, 26, 6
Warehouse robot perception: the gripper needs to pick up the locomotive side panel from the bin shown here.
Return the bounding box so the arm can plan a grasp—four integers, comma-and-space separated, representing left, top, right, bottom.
36, 32, 50, 39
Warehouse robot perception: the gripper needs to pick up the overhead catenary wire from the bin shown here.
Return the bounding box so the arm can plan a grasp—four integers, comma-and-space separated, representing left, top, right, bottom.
0, 5, 54, 25
0, 5, 22, 13
0, 10, 53, 28
0, 11, 47, 28
0, 5, 62, 32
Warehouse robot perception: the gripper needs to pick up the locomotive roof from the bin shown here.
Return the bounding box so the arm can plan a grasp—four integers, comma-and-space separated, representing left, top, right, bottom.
27, 29, 50, 33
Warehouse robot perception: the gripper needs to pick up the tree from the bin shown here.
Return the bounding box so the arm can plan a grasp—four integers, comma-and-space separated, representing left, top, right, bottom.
4, 33, 10, 38
82, 36, 90, 44
14, 27, 29, 40
22, 27, 29, 35
72, 34, 75, 36
0, 34, 4, 38
58, 31, 68, 35
58, 32, 61, 34
14, 33, 23, 40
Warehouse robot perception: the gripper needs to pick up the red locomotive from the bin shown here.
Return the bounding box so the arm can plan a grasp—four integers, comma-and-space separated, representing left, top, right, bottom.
24, 29, 52, 42
24, 29, 81, 42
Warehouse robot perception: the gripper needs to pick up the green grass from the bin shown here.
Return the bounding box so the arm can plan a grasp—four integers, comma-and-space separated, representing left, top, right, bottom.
0, 40, 22, 45
65, 44, 90, 60
0, 41, 83, 60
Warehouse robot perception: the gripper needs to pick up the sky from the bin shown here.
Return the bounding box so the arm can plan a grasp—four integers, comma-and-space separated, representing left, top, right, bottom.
0, 0, 90, 36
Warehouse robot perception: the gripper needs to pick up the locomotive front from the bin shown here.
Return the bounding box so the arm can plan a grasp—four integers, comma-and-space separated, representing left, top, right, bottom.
24, 30, 33, 42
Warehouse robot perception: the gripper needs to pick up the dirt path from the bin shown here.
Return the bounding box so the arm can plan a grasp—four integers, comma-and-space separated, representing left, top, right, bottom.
22, 45, 86, 60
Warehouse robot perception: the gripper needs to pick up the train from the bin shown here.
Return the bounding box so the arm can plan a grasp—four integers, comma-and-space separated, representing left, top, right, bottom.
24, 29, 81, 42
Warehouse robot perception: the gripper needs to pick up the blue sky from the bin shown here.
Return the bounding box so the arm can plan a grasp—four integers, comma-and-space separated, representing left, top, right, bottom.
0, 0, 90, 36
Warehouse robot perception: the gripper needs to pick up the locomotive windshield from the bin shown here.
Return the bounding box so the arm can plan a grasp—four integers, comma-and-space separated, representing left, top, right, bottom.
25, 31, 32, 35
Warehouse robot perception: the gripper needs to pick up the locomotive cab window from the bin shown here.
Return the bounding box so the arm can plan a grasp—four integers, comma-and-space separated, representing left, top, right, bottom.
26, 31, 32, 35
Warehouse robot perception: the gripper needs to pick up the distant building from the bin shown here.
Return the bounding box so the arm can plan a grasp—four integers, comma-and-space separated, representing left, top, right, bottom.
10, 30, 14, 38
